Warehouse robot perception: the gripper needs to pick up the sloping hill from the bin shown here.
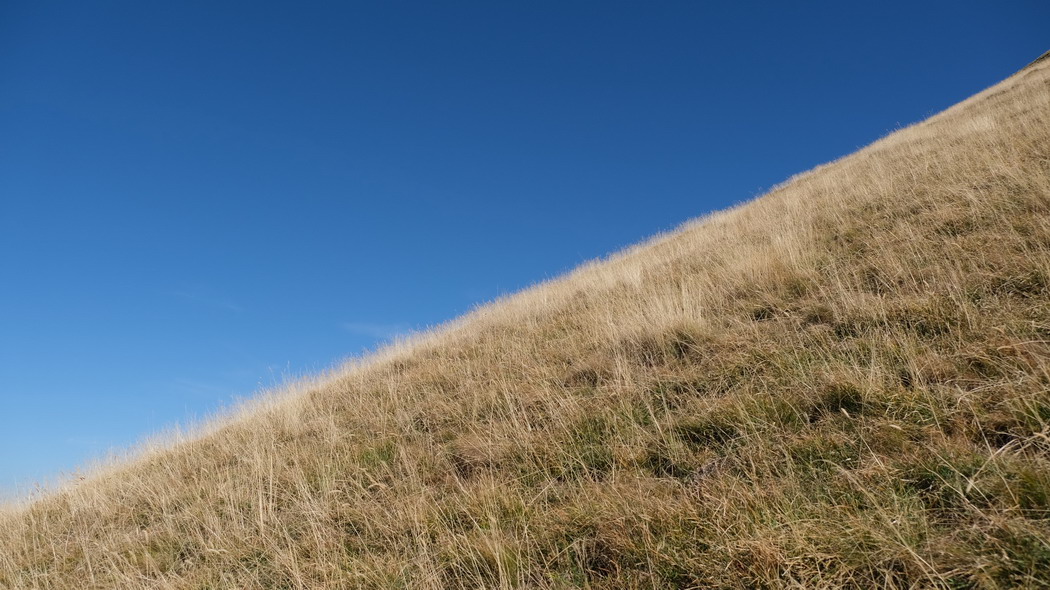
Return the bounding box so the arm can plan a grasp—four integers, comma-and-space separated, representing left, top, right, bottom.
3, 58, 1049, 589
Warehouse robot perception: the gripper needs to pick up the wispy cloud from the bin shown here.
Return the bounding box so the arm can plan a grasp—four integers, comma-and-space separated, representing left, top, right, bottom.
341, 321, 411, 340
166, 378, 233, 398
64, 436, 103, 449
171, 285, 244, 313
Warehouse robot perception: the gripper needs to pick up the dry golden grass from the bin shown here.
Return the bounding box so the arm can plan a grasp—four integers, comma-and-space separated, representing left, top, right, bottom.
3, 57, 1050, 589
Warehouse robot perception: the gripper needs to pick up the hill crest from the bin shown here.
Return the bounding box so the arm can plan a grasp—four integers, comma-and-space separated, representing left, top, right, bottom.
2, 55, 1049, 589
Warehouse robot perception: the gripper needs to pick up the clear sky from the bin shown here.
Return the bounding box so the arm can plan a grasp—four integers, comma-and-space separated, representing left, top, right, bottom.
1, 1, 1047, 497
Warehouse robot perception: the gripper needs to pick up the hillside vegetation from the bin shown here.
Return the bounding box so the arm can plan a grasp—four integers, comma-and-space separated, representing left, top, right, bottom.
3, 58, 1050, 589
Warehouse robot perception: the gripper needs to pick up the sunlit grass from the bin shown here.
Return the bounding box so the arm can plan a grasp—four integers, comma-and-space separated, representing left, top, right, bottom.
2, 60, 1049, 589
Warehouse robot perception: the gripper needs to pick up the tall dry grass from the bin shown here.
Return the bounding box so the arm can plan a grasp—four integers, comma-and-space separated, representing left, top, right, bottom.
2, 58, 1049, 589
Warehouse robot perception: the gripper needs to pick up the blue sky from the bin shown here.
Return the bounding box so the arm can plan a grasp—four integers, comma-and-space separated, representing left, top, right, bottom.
1, 1, 1046, 497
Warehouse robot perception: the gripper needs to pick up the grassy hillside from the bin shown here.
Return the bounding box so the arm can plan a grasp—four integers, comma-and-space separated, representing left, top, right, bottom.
3, 58, 1049, 589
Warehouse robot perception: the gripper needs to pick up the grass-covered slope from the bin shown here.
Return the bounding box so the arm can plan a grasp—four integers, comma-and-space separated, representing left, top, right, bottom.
3, 59, 1050, 589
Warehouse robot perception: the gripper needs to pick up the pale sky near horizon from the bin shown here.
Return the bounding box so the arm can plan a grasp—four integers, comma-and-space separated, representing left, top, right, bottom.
2, 1, 1048, 497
